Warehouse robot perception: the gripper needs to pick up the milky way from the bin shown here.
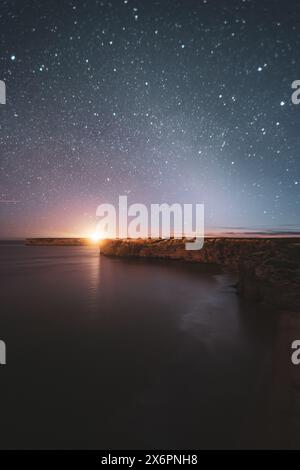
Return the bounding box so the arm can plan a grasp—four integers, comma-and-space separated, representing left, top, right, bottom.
0, 0, 299, 237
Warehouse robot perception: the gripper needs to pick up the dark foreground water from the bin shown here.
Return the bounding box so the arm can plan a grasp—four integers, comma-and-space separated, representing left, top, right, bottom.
0, 245, 276, 449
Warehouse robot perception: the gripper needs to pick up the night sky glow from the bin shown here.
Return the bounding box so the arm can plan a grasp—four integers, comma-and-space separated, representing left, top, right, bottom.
0, 0, 299, 238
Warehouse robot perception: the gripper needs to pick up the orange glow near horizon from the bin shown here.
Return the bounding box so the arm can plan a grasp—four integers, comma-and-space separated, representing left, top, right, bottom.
90, 231, 103, 243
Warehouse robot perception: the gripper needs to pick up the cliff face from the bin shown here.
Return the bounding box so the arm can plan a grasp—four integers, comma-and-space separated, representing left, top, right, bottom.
100, 238, 300, 311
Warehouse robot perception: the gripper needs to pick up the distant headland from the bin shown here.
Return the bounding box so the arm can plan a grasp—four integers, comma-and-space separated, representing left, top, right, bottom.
26, 238, 90, 246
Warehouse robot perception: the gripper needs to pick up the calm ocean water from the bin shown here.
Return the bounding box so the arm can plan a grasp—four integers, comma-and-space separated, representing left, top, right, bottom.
0, 244, 275, 449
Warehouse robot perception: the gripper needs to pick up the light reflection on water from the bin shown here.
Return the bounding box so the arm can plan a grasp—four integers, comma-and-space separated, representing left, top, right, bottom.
0, 245, 275, 449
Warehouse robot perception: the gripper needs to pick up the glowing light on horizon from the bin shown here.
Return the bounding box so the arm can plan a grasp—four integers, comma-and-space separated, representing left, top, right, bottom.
90, 231, 103, 243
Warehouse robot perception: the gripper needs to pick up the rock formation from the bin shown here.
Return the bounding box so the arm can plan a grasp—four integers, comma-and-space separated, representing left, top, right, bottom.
100, 237, 300, 311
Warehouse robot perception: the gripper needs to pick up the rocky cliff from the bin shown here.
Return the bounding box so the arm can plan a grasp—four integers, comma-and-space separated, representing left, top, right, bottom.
100, 237, 300, 311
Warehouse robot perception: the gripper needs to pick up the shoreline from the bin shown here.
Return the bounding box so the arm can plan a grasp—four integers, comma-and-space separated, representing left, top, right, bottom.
99, 237, 300, 447
100, 237, 300, 312
25, 236, 300, 311
25, 237, 90, 246
21, 236, 300, 447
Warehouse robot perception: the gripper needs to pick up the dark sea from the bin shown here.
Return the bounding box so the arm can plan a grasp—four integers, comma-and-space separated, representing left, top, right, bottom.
0, 244, 277, 449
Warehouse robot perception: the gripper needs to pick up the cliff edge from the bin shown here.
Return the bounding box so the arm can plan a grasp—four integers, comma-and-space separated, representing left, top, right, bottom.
101, 237, 300, 311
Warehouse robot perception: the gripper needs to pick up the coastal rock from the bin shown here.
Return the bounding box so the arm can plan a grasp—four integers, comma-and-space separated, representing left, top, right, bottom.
101, 238, 300, 311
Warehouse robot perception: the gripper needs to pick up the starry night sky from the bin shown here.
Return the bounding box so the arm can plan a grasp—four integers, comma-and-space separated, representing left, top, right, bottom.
0, 0, 299, 238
